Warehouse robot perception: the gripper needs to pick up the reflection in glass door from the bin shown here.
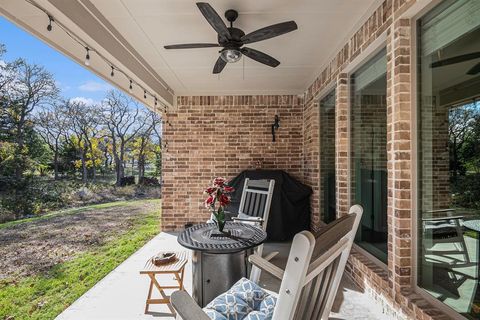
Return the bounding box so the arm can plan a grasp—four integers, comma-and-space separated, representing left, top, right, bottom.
319, 89, 336, 223
351, 49, 388, 263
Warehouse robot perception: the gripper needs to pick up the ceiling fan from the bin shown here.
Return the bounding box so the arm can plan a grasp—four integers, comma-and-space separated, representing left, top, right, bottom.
431, 52, 480, 75
164, 2, 298, 74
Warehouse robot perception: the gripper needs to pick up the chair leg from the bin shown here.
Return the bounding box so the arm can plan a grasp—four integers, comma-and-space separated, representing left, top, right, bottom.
250, 244, 265, 283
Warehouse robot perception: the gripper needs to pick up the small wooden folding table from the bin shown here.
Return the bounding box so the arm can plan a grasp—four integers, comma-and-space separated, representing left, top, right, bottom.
139, 251, 188, 315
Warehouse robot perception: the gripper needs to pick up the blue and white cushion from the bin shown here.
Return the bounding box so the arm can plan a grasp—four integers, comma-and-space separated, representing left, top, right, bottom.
203, 278, 277, 320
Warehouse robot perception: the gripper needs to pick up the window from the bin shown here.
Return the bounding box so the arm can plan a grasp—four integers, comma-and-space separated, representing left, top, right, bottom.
417, 0, 480, 318
319, 89, 336, 223
351, 49, 388, 263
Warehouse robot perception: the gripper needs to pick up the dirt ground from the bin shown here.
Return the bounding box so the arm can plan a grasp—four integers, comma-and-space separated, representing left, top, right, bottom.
0, 200, 159, 280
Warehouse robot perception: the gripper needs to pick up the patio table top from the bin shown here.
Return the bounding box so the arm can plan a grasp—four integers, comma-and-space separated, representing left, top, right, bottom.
177, 222, 267, 253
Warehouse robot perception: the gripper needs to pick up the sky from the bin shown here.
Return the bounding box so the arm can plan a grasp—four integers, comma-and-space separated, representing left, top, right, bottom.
0, 16, 114, 105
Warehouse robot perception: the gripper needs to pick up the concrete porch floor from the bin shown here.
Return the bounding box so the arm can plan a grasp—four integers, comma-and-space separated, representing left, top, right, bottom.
56, 232, 394, 320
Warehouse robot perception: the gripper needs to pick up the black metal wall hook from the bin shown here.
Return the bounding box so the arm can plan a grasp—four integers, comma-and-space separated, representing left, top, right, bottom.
271, 115, 280, 142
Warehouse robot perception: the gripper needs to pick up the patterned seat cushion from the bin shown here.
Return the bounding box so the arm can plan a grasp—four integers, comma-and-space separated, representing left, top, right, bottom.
203, 278, 277, 320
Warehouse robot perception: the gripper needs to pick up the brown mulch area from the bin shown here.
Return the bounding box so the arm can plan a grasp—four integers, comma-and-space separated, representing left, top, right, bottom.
0, 200, 159, 280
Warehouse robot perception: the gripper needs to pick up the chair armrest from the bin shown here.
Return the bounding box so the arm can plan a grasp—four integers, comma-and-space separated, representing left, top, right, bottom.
170, 291, 211, 320
248, 255, 284, 280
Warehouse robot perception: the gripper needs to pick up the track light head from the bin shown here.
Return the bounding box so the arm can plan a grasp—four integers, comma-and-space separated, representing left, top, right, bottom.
84, 47, 90, 66
47, 15, 53, 31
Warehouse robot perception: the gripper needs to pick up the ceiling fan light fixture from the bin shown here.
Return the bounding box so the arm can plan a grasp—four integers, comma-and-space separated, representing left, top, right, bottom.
220, 48, 242, 63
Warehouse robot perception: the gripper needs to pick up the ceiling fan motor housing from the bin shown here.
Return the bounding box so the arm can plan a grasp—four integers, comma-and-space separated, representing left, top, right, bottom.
219, 27, 245, 48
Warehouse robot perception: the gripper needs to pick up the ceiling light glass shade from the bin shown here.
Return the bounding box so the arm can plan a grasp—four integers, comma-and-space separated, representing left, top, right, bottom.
220, 49, 242, 63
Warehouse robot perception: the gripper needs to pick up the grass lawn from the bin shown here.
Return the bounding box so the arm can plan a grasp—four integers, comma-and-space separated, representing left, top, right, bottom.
0, 199, 161, 320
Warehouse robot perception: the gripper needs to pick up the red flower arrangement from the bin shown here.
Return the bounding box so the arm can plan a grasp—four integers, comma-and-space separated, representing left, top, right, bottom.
204, 177, 235, 232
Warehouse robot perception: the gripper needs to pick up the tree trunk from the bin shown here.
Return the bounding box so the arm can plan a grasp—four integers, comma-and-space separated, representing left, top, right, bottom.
138, 156, 145, 182
14, 119, 25, 179
131, 156, 135, 176
54, 149, 59, 180
115, 145, 125, 186
81, 149, 87, 184
104, 145, 109, 175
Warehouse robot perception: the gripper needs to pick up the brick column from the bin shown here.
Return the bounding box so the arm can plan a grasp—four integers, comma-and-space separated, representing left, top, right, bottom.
386, 19, 413, 295
335, 73, 350, 217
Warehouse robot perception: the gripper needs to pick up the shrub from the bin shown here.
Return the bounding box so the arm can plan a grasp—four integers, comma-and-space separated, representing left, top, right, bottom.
119, 176, 135, 186
0, 177, 161, 223
139, 176, 159, 186
452, 173, 480, 210
1, 177, 42, 219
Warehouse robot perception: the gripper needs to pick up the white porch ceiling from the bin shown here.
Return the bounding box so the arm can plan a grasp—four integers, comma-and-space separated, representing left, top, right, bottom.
0, 0, 381, 100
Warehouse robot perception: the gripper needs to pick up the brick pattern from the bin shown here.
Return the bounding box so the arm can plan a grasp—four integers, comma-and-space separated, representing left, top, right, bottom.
303, 99, 320, 230
386, 18, 413, 297
162, 95, 303, 231
335, 74, 350, 217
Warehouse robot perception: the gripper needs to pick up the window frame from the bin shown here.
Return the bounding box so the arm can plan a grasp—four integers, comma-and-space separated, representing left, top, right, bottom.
411, 1, 474, 319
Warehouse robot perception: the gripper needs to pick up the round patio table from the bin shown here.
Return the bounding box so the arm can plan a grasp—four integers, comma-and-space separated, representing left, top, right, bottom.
178, 222, 267, 307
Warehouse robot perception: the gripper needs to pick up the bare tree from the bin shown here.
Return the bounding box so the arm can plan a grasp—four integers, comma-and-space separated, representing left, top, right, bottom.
35, 103, 68, 179
65, 100, 102, 183
1, 59, 59, 178
74, 103, 102, 182
102, 90, 146, 186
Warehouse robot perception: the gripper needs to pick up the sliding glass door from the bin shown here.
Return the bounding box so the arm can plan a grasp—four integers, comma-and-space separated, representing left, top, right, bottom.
417, 0, 480, 318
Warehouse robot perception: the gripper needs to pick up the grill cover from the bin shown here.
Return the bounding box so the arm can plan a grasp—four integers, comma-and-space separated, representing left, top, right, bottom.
227, 170, 312, 241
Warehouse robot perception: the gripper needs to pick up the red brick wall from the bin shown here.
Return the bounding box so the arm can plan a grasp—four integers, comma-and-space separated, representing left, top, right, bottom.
162, 95, 303, 231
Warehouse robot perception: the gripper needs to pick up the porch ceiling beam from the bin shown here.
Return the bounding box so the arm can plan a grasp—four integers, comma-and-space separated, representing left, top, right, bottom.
46, 0, 174, 107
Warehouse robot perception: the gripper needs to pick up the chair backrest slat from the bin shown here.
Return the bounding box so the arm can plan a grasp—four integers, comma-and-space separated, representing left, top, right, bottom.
302, 269, 324, 320
271, 205, 363, 320
237, 178, 275, 229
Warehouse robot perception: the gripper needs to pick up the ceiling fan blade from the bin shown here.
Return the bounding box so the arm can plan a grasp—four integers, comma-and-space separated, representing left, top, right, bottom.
164, 43, 220, 49
467, 62, 480, 75
213, 56, 227, 74
241, 47, 280, 67
241, 21, 297, 44
431, 52, 480, 68
196, 2, 230, 41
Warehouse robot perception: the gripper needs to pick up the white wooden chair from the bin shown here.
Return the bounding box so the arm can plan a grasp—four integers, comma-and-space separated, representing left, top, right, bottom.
230, 178, 275, 230
172, 205, 363, 320
230, 178, 275, 282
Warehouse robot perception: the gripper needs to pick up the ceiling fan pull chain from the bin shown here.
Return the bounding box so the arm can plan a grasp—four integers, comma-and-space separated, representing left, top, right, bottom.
243, 56, 245, 80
